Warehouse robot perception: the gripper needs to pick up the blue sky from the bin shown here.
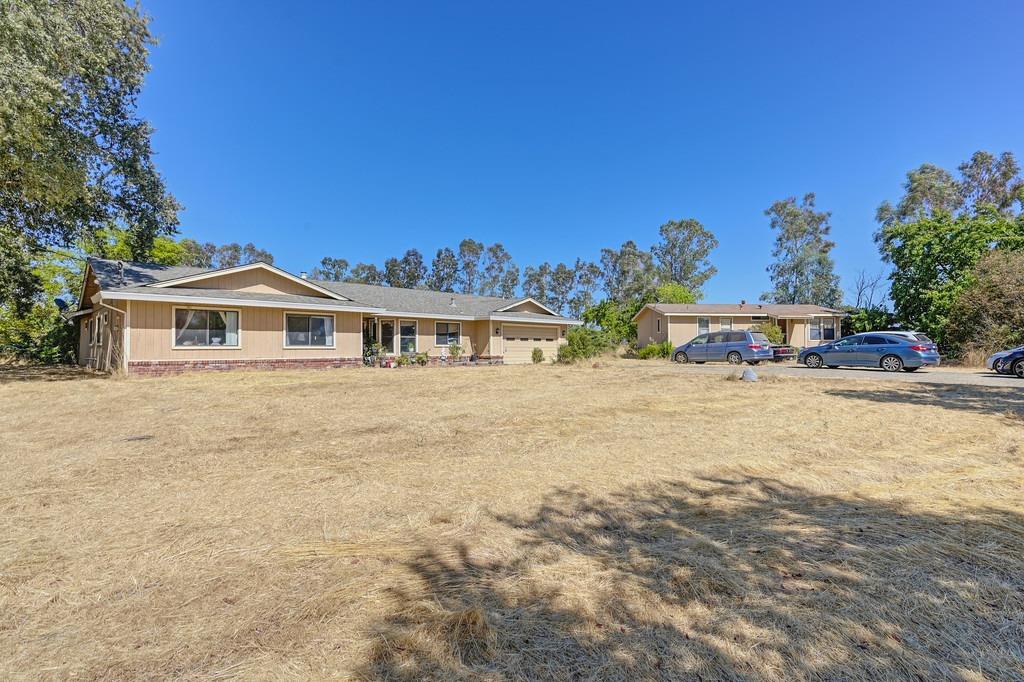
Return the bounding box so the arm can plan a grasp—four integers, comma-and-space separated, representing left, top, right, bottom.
141, 1, 1023, 302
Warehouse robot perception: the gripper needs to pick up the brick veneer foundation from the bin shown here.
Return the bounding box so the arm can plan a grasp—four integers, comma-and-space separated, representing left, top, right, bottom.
128, 357, 363, 376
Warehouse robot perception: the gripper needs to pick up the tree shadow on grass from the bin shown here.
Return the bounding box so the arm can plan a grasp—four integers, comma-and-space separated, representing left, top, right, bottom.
824, 382, 1024, 418
359, 476, 1024, 680
0, 364, 103, 383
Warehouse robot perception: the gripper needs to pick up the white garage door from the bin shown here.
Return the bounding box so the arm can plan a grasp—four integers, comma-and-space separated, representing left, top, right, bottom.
502, 325, 561, 364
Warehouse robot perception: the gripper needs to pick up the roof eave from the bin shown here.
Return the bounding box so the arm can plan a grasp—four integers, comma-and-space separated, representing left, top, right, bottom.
99, 290, 385, 314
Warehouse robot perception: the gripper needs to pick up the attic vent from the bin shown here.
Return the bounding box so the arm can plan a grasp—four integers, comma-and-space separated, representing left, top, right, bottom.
299, 271, 309, 280
117, 261, 125, 286
449, 296, 456, 307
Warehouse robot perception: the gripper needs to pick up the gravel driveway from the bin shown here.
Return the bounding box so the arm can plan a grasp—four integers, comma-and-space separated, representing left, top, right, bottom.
673, 361, 1016, 387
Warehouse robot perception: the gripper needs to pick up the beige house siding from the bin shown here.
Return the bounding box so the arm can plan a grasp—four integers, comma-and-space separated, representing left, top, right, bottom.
640, 313, 841, 348
77, 301, 126, 372
502, 300, 551, 315
129, 301, 362, 361
172, 269, 334, 297
635, 308, 668, 347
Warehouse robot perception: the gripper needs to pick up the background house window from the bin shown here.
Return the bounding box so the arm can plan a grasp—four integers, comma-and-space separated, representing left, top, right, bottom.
399, 320, 417, 353
720, 317, 733, 331
285, 314, 334, 347
809, 321, 821, 341
656, 318, 661, 333
435, 322, 460, 346
822, 318, 836, 340
174, 309, 239, 347
698, 317, 710, 335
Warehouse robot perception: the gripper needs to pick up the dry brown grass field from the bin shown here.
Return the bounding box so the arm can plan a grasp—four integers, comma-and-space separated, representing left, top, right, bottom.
2, 360, 1023, 680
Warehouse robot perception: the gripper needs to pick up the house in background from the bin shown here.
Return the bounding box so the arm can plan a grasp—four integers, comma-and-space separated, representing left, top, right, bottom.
633, 302, 846, 349
73, 258, 579, 375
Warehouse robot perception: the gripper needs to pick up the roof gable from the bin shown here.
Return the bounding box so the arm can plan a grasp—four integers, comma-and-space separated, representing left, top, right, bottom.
147, 262, 350, 301
494, 297, 559, 316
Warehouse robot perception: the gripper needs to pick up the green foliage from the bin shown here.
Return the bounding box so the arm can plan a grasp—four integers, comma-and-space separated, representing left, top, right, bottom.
384, 249, 427, 288
842, 307, 895, 336
637, 340, 673, 359
946, 250, 1024, 356
395, 354, 411, 367
581, 299, 645, 344
556, 327, 613, 363
875, 207, 1024, 344
1, 0, 180, 308
763, 193, 842, 307
753, 319, 785, 344
414, 352, 430, 366
427, 247, 458, 292
0, 250, 80, 363
448, 343, 463, 360
655, 282, 697, 304
532, 347, 544, 364
363, 342, 384, 366
311, 257, 349, 281
651, 219, 718, 294
599, 240, 657, 303
480, 243, 519, 298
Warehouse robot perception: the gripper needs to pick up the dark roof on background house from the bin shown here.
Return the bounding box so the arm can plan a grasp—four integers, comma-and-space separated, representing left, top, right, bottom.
641, 303, 846, 318
82, 258, 580, 322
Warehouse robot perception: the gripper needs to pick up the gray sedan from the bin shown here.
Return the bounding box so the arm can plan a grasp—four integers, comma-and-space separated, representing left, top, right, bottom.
799, 333, 941, 372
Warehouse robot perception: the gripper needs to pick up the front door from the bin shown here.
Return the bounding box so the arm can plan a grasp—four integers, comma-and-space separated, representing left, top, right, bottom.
362, 317, 378, 349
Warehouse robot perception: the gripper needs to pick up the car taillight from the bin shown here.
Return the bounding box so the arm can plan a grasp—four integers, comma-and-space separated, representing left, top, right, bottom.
748, 344, 762, 350
909, 344, 929, 352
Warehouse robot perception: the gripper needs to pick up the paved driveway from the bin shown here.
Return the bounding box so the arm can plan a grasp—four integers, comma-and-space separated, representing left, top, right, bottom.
673, 361, 1016, 387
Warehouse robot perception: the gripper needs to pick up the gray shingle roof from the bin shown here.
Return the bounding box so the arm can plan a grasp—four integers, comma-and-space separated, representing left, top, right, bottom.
109, 286, 378, 310
316, 280, 518, 317
86, 258, 579, 321
648, 303, 846, 317
89, 258, 208, 289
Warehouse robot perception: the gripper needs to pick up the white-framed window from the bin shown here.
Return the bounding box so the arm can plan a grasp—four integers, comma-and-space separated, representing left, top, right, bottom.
809, 318, 836, 342
698, 317, 710, 335
435, 322, 460, 346
173, 308, 240, 347
656, 317, 661, 333
822, 317, 836, 340
380, 319, 396, 353
399, 319, 417, 353
720, 317, 733, 331
284, 313, 335, 347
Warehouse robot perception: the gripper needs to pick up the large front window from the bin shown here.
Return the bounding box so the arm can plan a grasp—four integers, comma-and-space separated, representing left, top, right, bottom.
697, 317, 710, 335
285, 314, 334, 347
174, 309, 239, 347
399, 320, 417, 353
435, 322, 460, 346
809, 318, 836, 342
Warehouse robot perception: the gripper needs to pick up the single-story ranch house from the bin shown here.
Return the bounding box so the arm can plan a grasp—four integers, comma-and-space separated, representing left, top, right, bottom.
633, 302, 847, 349
74, 259, 580, 374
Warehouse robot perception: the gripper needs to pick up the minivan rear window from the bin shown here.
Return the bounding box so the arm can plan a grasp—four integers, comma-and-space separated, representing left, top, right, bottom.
750, 332, 770, 343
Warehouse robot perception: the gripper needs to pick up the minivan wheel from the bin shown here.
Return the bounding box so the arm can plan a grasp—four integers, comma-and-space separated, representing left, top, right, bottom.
881, 354, 903, 372
727, 351, 743, 365
674, 351, 688, 364
805, 353, 823, 369
1013, 359, 1024, 378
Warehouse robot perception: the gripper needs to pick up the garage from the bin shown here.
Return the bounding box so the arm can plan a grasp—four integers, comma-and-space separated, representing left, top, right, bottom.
502, 324, 561, 364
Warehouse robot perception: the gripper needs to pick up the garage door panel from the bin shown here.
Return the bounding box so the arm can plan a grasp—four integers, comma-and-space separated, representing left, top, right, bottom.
503, 325, 560, 364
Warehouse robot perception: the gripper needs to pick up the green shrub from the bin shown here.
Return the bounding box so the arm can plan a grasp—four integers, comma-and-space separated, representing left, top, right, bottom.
556, 327, 613, 363
396, 354, 411, 366
414, 352, 429, 366
448, 343, 463, 360
752, 320, 784, 345
531, 347, 544, 364
637, 340, 673, 359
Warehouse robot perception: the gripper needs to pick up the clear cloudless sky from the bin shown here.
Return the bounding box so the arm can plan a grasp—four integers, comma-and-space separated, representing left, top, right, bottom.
140, 0, 1024, 302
